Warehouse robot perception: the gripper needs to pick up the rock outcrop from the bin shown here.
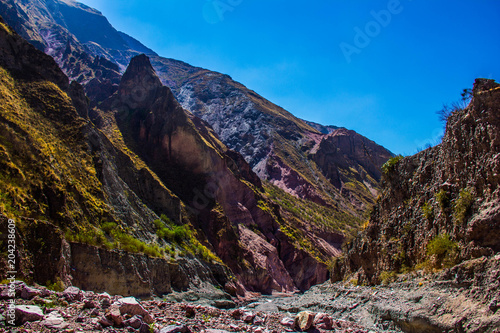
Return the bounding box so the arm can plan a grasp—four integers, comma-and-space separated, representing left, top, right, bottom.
333, 78, 500, 285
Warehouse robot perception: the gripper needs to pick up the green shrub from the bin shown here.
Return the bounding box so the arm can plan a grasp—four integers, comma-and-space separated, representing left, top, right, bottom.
453, 188, 474, 223
427, 234, 458, 268
46, 277, 65, 292
422, 202, 434, 220
379, 270, 397, 285
435, 189, 450, 211
381, 155, 404, 174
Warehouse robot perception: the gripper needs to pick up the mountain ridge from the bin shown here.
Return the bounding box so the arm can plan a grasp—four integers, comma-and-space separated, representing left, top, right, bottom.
0, 0, 393, 221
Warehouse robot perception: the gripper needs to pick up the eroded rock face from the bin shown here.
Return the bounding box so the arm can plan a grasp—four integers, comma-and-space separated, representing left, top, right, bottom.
334, 78, 500, 284
100, 54, 340, 293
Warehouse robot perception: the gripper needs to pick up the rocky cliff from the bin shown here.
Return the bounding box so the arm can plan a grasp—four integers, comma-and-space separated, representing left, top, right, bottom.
333, 78, 500, 285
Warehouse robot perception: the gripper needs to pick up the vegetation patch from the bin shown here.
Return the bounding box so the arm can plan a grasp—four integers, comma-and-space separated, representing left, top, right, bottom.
381, 155, 404, 174
421, 201, 434, 221
435, 189, 450, 211
426, 233, 458, 269
379, 270, 397, 285
453, 188, 474, 223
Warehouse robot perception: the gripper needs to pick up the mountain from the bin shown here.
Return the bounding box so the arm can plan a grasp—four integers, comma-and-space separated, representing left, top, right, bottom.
332, 78, 500, 285
0, 15, 352, 295
0, 0, 393, 220
0, 0, 393, 296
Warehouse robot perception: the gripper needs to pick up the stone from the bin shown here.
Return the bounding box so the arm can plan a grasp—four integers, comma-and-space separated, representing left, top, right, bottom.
295, 311, 315, 331
159, 324, 188, 333
83, 299, 98, 309
106, 305, 124, 326
214, 299, 236, 309
490, 299, 499, 312
21, 285, 42, 300
99, 316, 114, 327
15, 305, 44, 324
144, 313, 155, 324
242, 311, 255, 323
118, 297, 149, 317
185, 304, 196, 318
280, 316, 295, 328
124, 315, 143, 329
253, 315, 266, 325
230, 308, 243, 319
313, 312, 333, 330
63, 286, 84, 302
204, 330, 231, 333
40, 287, 53, 298
140, 322, 153, 333
42, 311, 70, 330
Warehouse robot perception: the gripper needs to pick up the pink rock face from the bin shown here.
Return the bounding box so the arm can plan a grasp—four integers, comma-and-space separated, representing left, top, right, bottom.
313, 312, 333, 330
237, 225, 297, 293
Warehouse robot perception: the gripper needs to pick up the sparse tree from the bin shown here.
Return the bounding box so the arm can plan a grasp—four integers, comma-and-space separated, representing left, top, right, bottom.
436, 88, 472, 124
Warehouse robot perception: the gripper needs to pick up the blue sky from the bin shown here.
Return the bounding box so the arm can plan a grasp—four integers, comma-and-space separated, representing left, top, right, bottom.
79, 0, 500, 155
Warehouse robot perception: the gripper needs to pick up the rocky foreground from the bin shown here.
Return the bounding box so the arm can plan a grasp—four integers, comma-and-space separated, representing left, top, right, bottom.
2, 255, 500, 333
0, 282, 373, 333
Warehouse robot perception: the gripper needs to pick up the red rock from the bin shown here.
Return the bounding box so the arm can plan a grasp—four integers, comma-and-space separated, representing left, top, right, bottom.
313, 312, 333, 330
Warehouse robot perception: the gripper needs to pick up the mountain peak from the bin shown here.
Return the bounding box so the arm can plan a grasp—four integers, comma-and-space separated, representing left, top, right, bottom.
118, 54, 163, 109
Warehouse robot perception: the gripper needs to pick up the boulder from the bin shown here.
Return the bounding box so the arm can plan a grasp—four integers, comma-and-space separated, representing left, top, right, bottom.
63, 286, 84, 302
15, 305, 44, 324
159, 324, 189, 333
118, 297, 148, 317
280, 316, 295, 328
41, 311, 69, 330
124, 315, 143, 329
21, 285, 42, 300
98, 316, 114, 327
254, 315, 266, 325
242, 311, 255, 323
213, 299, 236, 309
295, 311, 315, 331
105, 305, 124, 326
313, 312, 333, 330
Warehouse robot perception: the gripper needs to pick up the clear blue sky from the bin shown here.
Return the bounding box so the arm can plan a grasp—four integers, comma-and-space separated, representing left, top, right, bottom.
79, 0, 500, 155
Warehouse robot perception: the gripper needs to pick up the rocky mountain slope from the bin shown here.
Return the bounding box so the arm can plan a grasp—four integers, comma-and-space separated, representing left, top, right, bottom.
0, 0, 393, 223
0, 15, 354, 297
0, 16, 234, 297
332, 78, 500, 287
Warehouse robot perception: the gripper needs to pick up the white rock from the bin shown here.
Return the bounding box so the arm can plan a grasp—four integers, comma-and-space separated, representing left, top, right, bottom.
15, 305, 44, 324
42, 311, 69, 329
